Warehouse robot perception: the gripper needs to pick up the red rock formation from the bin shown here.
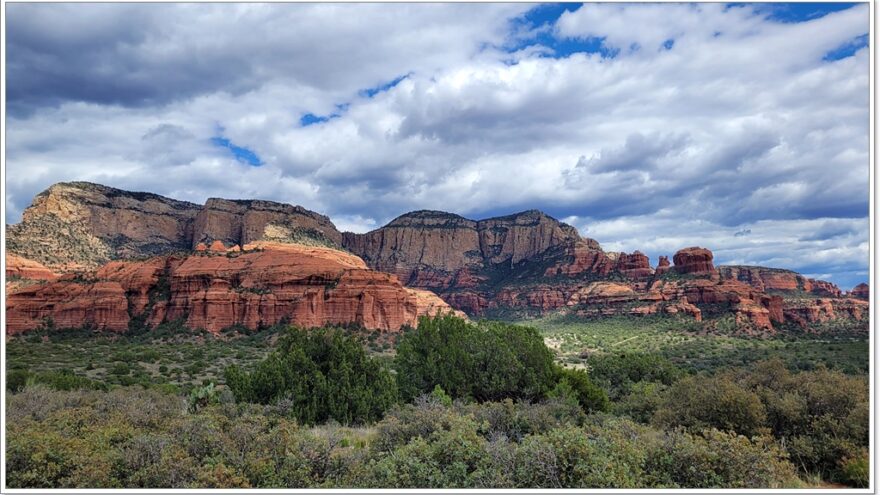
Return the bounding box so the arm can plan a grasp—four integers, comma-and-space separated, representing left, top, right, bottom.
851, 283, 869, 300
6, 182, 345, 270
6, 242, 460, 335
808, 279, 842, 298
6, 281, 130, 334
564, 281, 703, 321
614, 251, 654, 279
543, 240, 615, 278
655, 256, 671, 275
343, 210, 586, 284
6, 254, 58, 282
208, 240, 227, 253
782, 298, 869, 328
766, 295, 784, 324
96, 258, 167, 315
5, 183, 866, 337
718, 266, 842, 298
441, 291, 491, 316
718, 266, 802, 291
673, 247, 716, 276
495, 286, 568, 312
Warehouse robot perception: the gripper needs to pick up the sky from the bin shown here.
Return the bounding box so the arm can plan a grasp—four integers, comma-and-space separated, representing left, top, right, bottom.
4, 3, 870, 288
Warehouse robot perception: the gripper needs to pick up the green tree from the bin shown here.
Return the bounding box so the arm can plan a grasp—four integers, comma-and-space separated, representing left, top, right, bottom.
224, 327, 397, 425
588, 352, 683, 400
550, 366, 609, 413
395, 316, 557, 402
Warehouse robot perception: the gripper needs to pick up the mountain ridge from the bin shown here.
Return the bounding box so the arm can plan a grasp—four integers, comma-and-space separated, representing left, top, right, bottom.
5, 182, 868, 335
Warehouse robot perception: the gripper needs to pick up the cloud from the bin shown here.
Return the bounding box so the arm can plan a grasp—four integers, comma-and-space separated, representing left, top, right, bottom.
4, 3, 870, 286
6, 3, 528, 115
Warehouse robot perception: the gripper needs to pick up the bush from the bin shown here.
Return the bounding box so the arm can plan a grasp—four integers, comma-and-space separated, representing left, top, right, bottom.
188, 382, 220, 413
7, 369, 31, 392
837, 450, 869, 488
612, 381, 667, 423
550, 366, 609, 413
6, 369, 104, 393
652, 360, 869, 484
395, 316, 557, 402
224, 327, 397, 425
588, 352, 683, 400
653, 374, 767, 437
5, 385, 804, 489
642, 427, 799, 488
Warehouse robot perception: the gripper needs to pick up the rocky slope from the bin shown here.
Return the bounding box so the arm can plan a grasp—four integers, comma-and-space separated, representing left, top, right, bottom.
6, 182, 342, 270
6, 242, 460, 335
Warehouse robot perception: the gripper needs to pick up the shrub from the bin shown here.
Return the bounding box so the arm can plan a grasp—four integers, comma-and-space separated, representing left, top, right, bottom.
550, 366, 609, 413
642, 428, 799, 488
612, 381, 667, 423
838, 450, 869, 488
653, 374, 767, 437
7, 369, 31, 392
188, 382, 220, 413
224, 327, 397, 425
110, 362, 131, 376
395, 316, 557, 403
6, 369, 104, 393
588, 352, 683, 400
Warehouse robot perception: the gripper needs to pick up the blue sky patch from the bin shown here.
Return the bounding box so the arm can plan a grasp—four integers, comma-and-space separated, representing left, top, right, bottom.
507, 3, 621, 59
738, 2, 860, 23
359, 74, 410, 98
210, 136, 262, 166
300, 113, 330, 126
823, 33, 869, 61
300, 103, 350, 127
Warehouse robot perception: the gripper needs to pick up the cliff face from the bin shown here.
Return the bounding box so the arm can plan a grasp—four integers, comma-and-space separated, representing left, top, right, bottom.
192, 198, 342, 249
7, 182, 200, 269
718, 265, 844, 297
344, 209, 867, 334
6, 183, 866, 336
6, 242, 460, 335
6, 182, 344, 270
341, 210, 587, 281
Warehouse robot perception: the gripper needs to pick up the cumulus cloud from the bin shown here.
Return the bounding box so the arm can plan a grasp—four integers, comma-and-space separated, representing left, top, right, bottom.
4, 3, 870, 286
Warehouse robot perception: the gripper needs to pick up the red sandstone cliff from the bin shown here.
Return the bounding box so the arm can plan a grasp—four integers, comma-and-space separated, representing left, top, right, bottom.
851, 283, 869, 300
6, 254, 58, 282
6, 242, 461, 335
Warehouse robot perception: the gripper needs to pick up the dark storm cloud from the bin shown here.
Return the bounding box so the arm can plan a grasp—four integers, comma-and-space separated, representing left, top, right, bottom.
7, 4, 250, 114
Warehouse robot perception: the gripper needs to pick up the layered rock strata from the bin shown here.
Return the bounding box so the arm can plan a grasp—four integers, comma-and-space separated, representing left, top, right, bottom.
6, 242, 460, 335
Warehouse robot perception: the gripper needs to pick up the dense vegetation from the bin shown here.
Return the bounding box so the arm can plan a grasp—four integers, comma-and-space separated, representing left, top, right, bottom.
395, 315, 559, 403
5, 315, 870, 488
6, 386, 801, 488
224, 329, 397, 425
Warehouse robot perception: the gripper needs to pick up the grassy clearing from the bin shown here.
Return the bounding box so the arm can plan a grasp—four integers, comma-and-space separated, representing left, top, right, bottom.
514, 314, 869, 374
